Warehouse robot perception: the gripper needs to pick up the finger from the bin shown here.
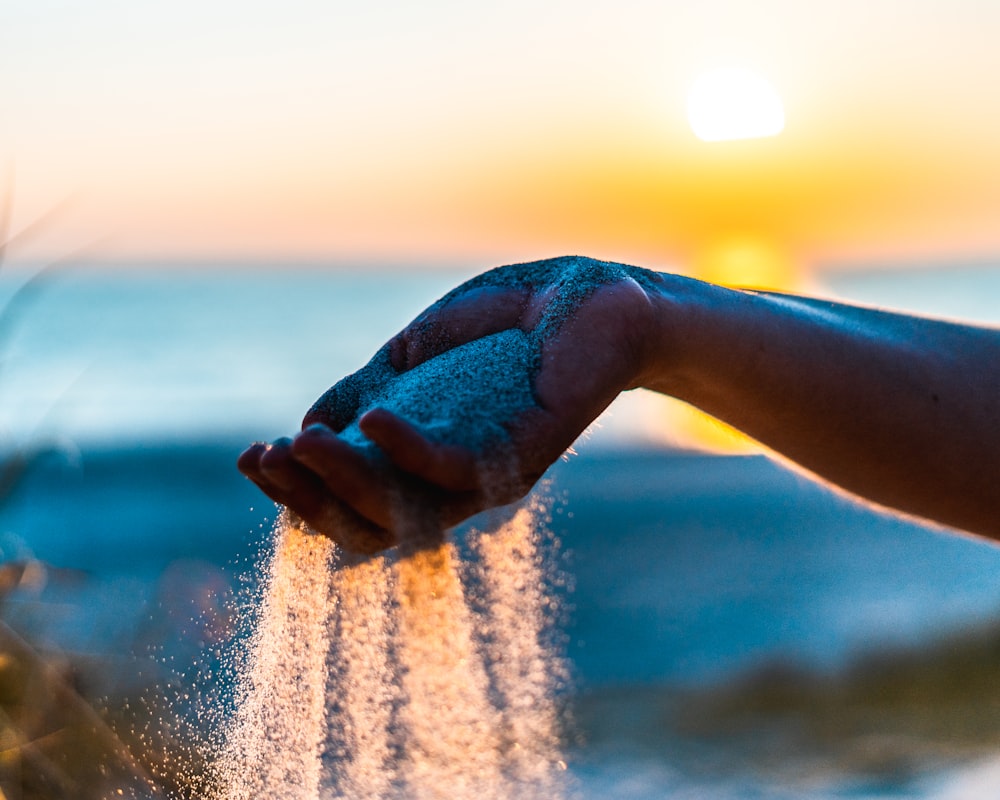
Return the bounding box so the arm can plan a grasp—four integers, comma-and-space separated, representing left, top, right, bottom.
258, 437, 314, 493
237, 441, 269, 479
238, 442, 299, 505
391, 286, 529, 371
242, 438, 327, 516
239, 440, 394, 553
291, 424, 397, 530
359, 408, 480, 492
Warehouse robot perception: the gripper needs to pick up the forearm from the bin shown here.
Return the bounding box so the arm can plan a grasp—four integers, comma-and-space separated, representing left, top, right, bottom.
640, 273, 1000, 539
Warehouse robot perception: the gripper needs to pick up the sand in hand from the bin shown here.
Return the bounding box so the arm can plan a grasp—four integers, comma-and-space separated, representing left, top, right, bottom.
214, 259, 633, 798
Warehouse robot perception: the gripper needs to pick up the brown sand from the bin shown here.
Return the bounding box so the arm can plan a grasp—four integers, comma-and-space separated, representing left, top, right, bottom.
469, 494, 567, 794
215, 496, 567, 800
217, 513, 334, 799
323, 553, 399, 799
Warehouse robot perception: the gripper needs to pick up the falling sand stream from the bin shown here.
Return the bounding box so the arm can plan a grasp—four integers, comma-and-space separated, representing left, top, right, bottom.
215, 494, 567, 800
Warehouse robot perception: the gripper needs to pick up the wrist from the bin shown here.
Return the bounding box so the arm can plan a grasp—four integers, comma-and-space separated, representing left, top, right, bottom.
631, 271, 754, 400
629, 271, 703, 394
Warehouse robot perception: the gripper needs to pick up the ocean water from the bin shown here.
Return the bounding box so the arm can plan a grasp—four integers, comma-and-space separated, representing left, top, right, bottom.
2, 260, 1000, 797
0, 264, 468, 445
2, 260, 998, 447
819, 261, 1000, 326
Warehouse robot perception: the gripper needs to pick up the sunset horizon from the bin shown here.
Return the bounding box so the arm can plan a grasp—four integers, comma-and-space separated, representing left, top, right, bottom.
5, 0, 1000, 284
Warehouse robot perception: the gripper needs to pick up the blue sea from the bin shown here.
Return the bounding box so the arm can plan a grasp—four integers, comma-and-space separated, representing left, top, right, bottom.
2, 260, 1000, 798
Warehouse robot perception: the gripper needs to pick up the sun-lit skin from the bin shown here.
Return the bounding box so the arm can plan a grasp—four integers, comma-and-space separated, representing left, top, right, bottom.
240, 257, 1000, 553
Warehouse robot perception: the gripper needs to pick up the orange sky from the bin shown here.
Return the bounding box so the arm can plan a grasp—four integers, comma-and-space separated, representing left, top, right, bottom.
5, 0, 1000, 281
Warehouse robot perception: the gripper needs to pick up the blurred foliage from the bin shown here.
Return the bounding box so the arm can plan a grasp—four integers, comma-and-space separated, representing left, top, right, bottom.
0, 607, 157, 799
0, 172, 63, 513
0, 184, 223, 799
674, 620, 1000, 784
0, 558, 229, 799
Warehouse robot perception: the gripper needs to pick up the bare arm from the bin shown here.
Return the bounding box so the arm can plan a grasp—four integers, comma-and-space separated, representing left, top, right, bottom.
642, 275, 1000, 538
239, 257, 1000, 550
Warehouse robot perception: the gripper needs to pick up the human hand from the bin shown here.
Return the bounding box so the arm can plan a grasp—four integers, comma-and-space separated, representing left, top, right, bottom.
238, 256, 663, 553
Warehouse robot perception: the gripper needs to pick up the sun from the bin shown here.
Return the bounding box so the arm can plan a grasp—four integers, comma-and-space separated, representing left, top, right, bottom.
687, 67, 786, 142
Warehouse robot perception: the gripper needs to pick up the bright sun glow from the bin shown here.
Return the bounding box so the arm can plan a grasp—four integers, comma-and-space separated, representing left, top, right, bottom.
687, 68, 786, 142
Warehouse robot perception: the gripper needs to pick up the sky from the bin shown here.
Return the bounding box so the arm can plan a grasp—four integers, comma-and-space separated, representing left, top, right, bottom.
4, 0, 1000, 281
